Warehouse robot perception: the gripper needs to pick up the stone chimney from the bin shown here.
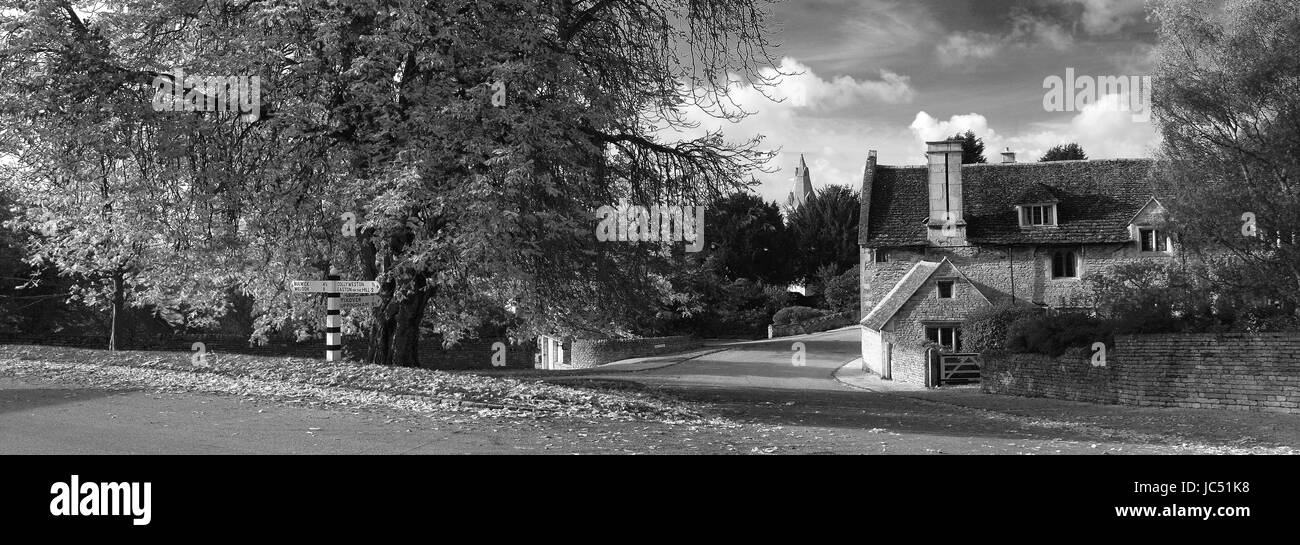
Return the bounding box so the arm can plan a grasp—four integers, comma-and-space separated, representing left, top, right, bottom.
1001, 148, 1016, 163
859, 150, 878, 246
926, 139, 966, 245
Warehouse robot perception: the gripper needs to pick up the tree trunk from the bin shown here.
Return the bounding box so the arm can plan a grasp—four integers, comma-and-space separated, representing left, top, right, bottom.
368, 286, 429, 367
108, 273, 125, 351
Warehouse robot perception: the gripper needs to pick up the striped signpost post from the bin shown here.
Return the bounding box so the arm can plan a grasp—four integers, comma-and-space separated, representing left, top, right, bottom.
325, 270, 341, 361
290, 271, 381, 361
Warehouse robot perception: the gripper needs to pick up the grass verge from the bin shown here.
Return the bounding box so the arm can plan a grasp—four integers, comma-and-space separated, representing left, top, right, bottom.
0, 344, 718, 424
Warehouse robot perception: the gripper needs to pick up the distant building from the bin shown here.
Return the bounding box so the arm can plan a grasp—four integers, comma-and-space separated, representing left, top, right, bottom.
786, 154, 814, 209
786, 154, 816, 295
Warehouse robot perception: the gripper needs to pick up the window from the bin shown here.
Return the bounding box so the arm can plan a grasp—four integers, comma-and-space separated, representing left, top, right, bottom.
1022, 204, 1055, 226
1051, 251, 1077, 278
925, 325, 962, 351
1139, 228, 1168, 252
874, 249, 890, 263
936, 280, 954, 298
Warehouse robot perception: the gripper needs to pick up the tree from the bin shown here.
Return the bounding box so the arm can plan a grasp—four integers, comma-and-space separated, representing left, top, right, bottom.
953, 130, 986, 164
1039, 143, 1088, 162
703, 192, 792, 284
785, 185, 860, 283
1149, 0, 1300, 322
0, 1, 784, 365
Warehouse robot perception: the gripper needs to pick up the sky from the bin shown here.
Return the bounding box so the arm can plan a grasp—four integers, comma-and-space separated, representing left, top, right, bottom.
675, 0, 1162, 205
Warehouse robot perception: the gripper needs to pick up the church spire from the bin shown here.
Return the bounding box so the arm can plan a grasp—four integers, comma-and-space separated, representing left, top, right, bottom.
788, 154, 814, 208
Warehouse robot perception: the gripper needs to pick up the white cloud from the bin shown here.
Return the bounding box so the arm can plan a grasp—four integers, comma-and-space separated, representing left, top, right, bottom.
908, 96, 1157, 162
665, 58, 918, 204
750, 57, 916, 109
909, 112, 997, 145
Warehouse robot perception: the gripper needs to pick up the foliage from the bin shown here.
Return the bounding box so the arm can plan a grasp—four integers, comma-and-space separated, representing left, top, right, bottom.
953, 130, 987, 164
1005, 313, 1113, 357
785, 185, 860, 283
660, 270, 791, 338
0, 1, 785, 364
820, 267, 860, 314
1039, 143, 1088, 162
1084, 261, 1217, 333
962, 304, 1044, 352
703, 191, 793, 284
1149, 0, 1300, 321
772, 305, 826, 326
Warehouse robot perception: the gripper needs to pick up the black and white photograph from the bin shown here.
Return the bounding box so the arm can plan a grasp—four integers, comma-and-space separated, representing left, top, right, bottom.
0, 0, 1295, 532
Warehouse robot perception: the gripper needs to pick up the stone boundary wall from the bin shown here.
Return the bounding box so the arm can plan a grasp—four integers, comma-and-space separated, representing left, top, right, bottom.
981, 333, 1300, 414
770, 311, 857, 338
567, 336, 700, 369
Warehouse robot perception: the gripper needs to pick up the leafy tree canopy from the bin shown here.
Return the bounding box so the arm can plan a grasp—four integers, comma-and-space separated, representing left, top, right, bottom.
1039, 143, 1088, 162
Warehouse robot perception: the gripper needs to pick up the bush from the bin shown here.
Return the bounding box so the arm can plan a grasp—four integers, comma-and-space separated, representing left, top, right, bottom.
772, 306, 827, 325
1006, 312, 1114, 357
821, 267, 860, 314
962, 304, 1044, 352
1236, 305, 1300, 333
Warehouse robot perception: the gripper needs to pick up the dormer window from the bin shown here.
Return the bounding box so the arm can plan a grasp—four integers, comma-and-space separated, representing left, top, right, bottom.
1019, 204, 1057, 227
1139, 228, 1169, 253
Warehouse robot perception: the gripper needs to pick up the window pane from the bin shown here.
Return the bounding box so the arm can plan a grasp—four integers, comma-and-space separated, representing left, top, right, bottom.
1066, 252, 1076, 277
1141, 229, 1154, 251
1052, 252, 1062, 277
1045, 205, 1054, 225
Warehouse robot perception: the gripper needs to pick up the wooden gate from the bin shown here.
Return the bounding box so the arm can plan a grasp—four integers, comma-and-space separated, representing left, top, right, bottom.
938, 353, 982, 385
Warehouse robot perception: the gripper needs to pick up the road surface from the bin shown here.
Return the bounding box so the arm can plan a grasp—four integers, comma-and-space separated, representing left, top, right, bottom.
1, 328, 1296, 454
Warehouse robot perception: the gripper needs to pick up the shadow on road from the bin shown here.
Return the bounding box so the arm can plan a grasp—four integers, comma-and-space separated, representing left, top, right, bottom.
0, 386, 137, 416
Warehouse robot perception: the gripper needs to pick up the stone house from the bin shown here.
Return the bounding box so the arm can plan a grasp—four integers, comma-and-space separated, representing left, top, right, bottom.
858, 139, 1172, 383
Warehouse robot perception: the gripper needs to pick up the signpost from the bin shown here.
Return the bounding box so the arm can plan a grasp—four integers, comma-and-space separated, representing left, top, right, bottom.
339, 294, 380, 308
290, 271, 381, 361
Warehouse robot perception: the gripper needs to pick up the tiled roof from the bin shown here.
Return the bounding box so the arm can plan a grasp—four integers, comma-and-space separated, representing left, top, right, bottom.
1016, 183, 1061, 204
859, 159, 1159, 247
861, 259, 941, 330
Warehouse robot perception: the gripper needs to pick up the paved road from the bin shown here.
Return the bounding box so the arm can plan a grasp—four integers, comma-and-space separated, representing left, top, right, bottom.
552, 328, 1299, 454
2, 328, 1296, 454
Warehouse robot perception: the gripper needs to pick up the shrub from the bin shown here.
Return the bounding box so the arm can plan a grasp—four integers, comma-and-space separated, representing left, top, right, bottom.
1006, 312, 1114, 357
821, 267, 860, 314
772, 306, 827, 325
962, 304, 1044, 352
1236, 305, 1300, 333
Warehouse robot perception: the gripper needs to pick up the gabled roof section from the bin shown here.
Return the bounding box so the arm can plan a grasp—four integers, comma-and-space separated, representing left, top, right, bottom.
945, 261, 994, 306
1127, 196, 1166, 226
861, 159, 1159, 247
861, 259, 942, 330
